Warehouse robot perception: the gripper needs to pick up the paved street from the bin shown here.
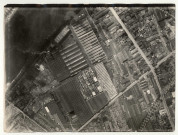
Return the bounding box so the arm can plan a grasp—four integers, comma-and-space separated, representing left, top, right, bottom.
156, 50, 175, 68
109, 7, 175, 129
77, 70, 151, 131
6, 100, 47, 132
151, 8, 169, 53
5, 6, 175, 132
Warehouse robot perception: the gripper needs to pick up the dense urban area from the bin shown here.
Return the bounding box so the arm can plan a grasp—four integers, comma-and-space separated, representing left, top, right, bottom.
5, 5, 175, 132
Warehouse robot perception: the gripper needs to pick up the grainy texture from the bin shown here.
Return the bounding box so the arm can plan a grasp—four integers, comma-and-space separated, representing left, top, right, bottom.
5, 5, 175, 132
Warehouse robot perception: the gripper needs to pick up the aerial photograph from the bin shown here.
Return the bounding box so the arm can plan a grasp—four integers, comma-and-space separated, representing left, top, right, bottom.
4, 4, 175, 132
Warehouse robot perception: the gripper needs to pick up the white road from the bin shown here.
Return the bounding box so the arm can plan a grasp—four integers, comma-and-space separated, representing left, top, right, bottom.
109, 7, 175, 130
77, 70, 150, 131
6, 8, 175, 132
156, 50, 175, 68
77, 8, 175, 132
6, 100, 47, 132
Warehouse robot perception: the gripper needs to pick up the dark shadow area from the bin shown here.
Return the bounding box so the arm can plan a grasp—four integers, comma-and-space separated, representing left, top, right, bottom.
5, 8, 78, 82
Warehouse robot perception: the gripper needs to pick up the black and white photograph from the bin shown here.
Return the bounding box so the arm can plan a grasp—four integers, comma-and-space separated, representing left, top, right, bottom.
4, 4, 175, 132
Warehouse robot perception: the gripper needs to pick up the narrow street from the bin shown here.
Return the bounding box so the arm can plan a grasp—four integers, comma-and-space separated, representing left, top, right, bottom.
151, 8, 169, 53
6, 100, 47, 132
5, 7, 175, 132
109, 7, 175, 130
77, 8, 175, 131
156, 50, 175, 68
77, 70, 151, 131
